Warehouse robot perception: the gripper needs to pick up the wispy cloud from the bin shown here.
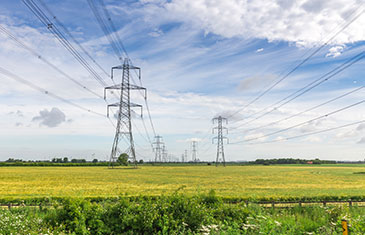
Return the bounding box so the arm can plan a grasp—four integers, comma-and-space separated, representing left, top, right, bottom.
0, 0, 364, 161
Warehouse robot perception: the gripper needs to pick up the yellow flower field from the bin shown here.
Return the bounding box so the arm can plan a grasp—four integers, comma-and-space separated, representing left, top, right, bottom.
1, 165, 365, 199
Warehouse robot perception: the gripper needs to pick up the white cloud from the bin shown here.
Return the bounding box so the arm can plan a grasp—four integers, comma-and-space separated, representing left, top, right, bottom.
336, 129, 358, 138
336, 123, 365, 139
0, 1, 364, 161
238, 74, 276, 92
256, 48, 264, 53
244, 132, 266, 141
148, 28, 164, 37
184, 137, 202, 142
8, 110, 24, 117
357, 137, 365, 144
305, 136, 322, 143
326, 45, 345, 58
32, 107, 67, 127
357, 123, 365, 131
300, 120, 321, 133
161, 0, 365, 47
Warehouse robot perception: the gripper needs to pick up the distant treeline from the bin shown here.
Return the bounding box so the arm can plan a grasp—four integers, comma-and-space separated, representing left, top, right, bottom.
250, 158, 336, 165
0, 157, 342, 166
0, 157, 143, 167
0, 158, 108, 167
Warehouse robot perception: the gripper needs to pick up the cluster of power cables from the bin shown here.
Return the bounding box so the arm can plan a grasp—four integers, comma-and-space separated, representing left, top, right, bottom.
197, 4, 365, 156
0, 0, 157, 158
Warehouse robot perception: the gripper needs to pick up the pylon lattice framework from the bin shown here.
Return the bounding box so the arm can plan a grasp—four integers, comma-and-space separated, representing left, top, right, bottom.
212, 116, 228, 167
153, 135, 164, 162
105, 59, 146, 168
162, 144, 168, 162
191, 140, 198, 162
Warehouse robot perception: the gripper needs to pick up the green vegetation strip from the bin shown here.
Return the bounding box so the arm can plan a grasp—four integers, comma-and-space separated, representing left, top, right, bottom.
1, 193, 365, 234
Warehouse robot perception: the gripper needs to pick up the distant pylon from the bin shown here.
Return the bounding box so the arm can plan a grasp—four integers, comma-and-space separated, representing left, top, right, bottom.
191, 140, 198, 162
162, 144, 168, 162
153, 135, 164, 162
181, 154, 185, 163
184, 149, 188, 162
212, 116, 228, 167
104, 59, 146, 168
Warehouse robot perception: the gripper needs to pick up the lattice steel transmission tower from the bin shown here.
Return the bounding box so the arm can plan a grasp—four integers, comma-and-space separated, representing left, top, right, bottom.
104, 59, 146, 168
212, 116, 228, 167
162, 144, 168, 162
191, 140, 198, 162
153, 135, 164, 162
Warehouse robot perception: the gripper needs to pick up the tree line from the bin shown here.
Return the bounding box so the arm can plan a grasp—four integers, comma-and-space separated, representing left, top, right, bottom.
0, 154, 144, 167
250, 158, 336, 165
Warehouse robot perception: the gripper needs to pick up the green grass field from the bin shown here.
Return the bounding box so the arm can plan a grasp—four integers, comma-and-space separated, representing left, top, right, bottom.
1, 164, 365, 200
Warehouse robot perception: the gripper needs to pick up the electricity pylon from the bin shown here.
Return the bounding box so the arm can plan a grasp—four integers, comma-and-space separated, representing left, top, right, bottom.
191, 140, 198, 162
162, 144, 168, 162
104, 59, 146, 168
212, 116, 228, 167
153, 135, 164, 162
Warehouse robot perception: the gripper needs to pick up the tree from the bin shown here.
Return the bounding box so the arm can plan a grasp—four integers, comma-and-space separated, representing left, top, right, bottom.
63, 157, 69, 163
92, 159, 98, 163
118, 153, 129, 166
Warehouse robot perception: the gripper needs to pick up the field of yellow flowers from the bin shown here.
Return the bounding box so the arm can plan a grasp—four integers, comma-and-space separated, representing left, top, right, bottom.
1, 164, 365, 200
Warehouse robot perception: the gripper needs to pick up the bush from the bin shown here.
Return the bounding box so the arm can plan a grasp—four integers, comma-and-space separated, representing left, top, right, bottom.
4, 194, 365, 234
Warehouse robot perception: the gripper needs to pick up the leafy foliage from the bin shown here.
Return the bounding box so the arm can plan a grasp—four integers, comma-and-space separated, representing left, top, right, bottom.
3, 194, 365, 234
117, 153, 129, 166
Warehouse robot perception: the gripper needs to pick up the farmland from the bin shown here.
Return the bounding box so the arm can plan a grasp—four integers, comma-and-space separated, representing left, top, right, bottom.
2, 164, 365, 234
1, 164, 365, 200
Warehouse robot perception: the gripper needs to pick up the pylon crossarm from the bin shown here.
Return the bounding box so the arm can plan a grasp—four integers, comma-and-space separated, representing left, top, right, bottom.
106, 103, 116, 117
104, 85, 122, 99
130, 103, 143, 117
129, 84, 147, 98
110, 66, 123, 81
129, 65, 140, 70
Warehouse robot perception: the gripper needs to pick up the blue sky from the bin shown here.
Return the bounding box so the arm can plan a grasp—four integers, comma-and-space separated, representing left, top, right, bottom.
0, 0, 364, 161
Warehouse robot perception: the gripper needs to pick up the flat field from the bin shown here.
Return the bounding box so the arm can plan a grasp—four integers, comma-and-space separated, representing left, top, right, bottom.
1, 164, 365, 200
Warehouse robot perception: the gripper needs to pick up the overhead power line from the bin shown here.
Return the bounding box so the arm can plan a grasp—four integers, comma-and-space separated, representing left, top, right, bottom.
232, 85, 365, 134
86, 0, 125, 62
37, 0, 110, 78
230, 50, 365, 131
0, 24, 104, 100
0, 66, 105, 117
87, 0, 157, 139
98, 0, 129, 59
231, 99, 365, 144
22, 0, 108, 87
245, 120, 365, 145
0, 23, 121, 134
227, 6, 364, 121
